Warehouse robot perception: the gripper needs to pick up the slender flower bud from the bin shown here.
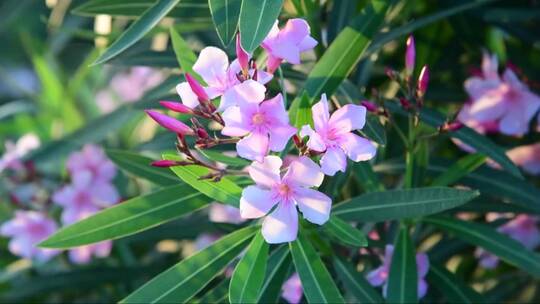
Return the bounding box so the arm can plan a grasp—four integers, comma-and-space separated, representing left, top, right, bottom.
361, 100, 378, 113
417, 65, 429, 97
145, 110, 194, 135
440, 121, 464, 133
151, 160, 182, 167
399, 97, 411, 110
405, 35, 415, 74
185, 73, 209, 102
159, 101, 193, 114
196, 128, 209, 139
292, 134, 303, 148
236, 34, 250, 74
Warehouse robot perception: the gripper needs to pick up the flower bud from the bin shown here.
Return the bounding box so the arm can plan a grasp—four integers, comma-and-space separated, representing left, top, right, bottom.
399, 97, 411, 110
159, 101, 193, 114
145, 110, 194, 135
185, 73, 209, 102
361, 100, 378, 113
197, 128, 209, 139
151, 160, 182, 167
405, 35, 415, 74
236, 34, 250, 74
440, 121, 464, 132
417, 65, 429, 97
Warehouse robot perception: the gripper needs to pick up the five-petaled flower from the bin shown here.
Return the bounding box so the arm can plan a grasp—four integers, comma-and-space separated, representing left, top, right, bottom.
300, 94, 377, 176
240, 156, 331, 243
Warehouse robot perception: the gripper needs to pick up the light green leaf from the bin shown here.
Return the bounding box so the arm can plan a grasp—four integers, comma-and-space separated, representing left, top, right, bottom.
209, 0, 242, 46
92, 0, 181, 65
196, 149, 250, 167
169, 27, 203, 83
333, 257, 384, 304
333, 187, 479, 222
257, 246, 292, 303
121, 226, 257, 303
304, 0, 388, 100
430, 153, 486, 187
387, 226, 417, 303
239, 0, 284, 53
290, 234, 345, 303
427, 263, 485, 304
197, 278, 230, 303
423, 216, 540, 278
323, 216, 368, 247
106, 149, 179, 186
288, 91, 313, 129
39, 185, 209, 248
72, 0, 209, 18
229, 232, 269, 303
164, 154, 243, 207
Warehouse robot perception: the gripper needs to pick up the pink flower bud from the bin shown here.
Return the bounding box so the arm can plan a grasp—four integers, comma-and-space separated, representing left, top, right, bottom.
185, 73, 209, 102
417, 65, 429, 97
145, 110, 194, 135
151, 160, 181, 167
385, 67, 397, 80
159, 101, 193, 114
197, 128, 209, 139
361, 100, 378, 113
236, 34, 250, 73
405, 35, 415, 73
399, 97, 411, 110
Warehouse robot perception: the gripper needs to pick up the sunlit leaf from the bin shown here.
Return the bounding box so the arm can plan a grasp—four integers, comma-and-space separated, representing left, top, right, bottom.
430, 153, 486, 187
323, 216, 368, 247
239, 0, 283, 53
209, 0, 242, 47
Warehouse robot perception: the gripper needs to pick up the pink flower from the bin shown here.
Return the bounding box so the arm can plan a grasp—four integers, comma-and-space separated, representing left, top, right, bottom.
405, 36, 415, 74
0, 133, 40, 173
66, 144, 117, 184
110, 67, 164, 102
194, 233, 221, 251
240, 156, 331, 243
176, 47, 272, 111
0, 211, 59, 262
300, 94, 377, 176
262, 19, 318, 73
221, 81, 296, 162
367, 245, 429, 299
209, 203, 245, 225
282, 273, 303, 304
506, 143, 540, 175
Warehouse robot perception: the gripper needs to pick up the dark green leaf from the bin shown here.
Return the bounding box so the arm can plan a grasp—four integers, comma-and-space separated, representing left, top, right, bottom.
72, 0, 209, 18
323, 216, 368, 247
257, 246, 292, 303
170, 27, 203, 83
427, 262, 485, 304
290, 234, 345, 303
387, 226, 417, 303
229, 232, 269, 303
430, 153, 486, 187
352, 161, 385, 192
40, 185, 209, 248
122, 226, 257, 303
209, 0, 242, 46
333, 187, 479, 222
197, 278, 230, 303
239, 0, 283, 53
333, 257, 384, 304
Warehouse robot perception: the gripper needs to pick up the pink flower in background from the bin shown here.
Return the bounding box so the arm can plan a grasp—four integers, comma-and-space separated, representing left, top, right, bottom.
367, 245, 429, 299
476, 215, 540, 269
63, 210, 112, 264
300, 94, 377, 176
66, 144, 117, 184
176, 47, 271, 111
194, 233, 221, 251
282, 273, 303, 304
110, 67, 164, 102
240, 156, 330, 243
0, 133, 40, 172
506, 143, 540, 175
209, 203, 245, 224
0, 211, 59, 262
262, 19, 318, 73
222, 81, 296, 161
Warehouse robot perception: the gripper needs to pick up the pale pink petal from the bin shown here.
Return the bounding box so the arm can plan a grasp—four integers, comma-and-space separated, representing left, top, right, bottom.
236, 131, 270, 162
299, 125, 326, 152
468, 91, 507, 122
503, 69, 527, 90
94, 240, 113, 257
367, 266, 387, 286
281, 19, 310, 45
221, 106, 252, 137
416, 253, 429, 277
220, 80, 266, 111
240, 185, 278, 218
266, 55, 282, 74
209, 203, 245, 224
193, 47, 229, 86
418, 279, 428, 299
312, 94, 330, 132
262, 202, 298, 244
320, 147, 347, 176
252, 69, 273, 84
328, 104, 367, 133
464, 77, 500, 100
282, 273, 303, 304
272, 43, 301, 64
269, 125, 296, 152
262, 21, 280, 45
248, 155, 282, 188
69, 246, 92, 264
260, 94, 288, 125
293, 188, 331, 225
283, 156, 324, 188
299, 36, 318, 52
91, 182, 119, 207
507, 143, 540, 175
339, 133, 377, 162
481, 51, 499, 80
176, 82, 200, 109
499, 107, 528, 136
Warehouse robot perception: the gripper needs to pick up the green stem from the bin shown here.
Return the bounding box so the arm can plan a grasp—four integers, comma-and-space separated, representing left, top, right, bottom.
404, 116, 415, 189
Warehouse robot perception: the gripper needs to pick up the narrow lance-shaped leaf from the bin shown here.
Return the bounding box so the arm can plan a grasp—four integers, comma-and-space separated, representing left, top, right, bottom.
333, 257, 384, 304
39, 185, 210, 249
289, 233, 345, 303
239, 0, 284, 53
333, 187, 479, 222
197, 278, 230, 304
257, 246, 292, 303
423, 216, 540, 278
323, 216, 368, 247
92, 0, 181, 65
427, 262, 485, 304
387, 226, 418, 303
229, 232, 269, 303
121, 226, 258, 303
169, 27, 204, 83
208, 0, 242, 47
288, 92, 313, 129
72, 0, 209, 18
430, 153, 486, 187
352, 161, 385, 193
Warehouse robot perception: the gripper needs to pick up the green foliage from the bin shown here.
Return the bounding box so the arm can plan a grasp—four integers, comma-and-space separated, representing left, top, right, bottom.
239, 0, 283, 53
209, 0, 242, 47
387, 226, 418, 303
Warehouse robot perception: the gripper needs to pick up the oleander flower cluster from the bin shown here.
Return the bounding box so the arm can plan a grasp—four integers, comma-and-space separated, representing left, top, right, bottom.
144, 18, 377, 243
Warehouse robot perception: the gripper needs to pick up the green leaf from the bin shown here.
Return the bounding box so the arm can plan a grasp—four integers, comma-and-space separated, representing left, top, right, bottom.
430, 153, 486, 187
229, 232, 269, 303
196, 149, 250, 167
92, 0, 181, 65
209, 0, 242, 47
106, 149, 179, 186
257, 246, 292, 303
333, 257, 384, 304
39, 185, 210, 248
423, 216, 540, 278
427, 263, 485, 304
121, 226, 257, 303
197, 278, 230, 303
304, 0, 388, 99
169, 27, 203, 83
239, 0, 284, 53
164, 154, 243, 207
333, 187, 479, 222
352, 161, 385, 192
72, 0, 209, 18
289, 234, 345, 303
323, 216, 368, 247
288, 91, 313, 129
387, 226, 417, 303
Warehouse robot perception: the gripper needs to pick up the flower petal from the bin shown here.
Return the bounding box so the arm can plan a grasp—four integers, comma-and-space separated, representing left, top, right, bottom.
329, 104, 367, 133
366, 266, 387, 287
312, 94, 330, 132
220, 80, 266, 111
193, 47, 229, 86
236, 131, 269, 162
300, 125, 326, 152
262, 202, 298, 244
269, 125, 296, 152
320, 146, 347, 176
294, 188, 331, 225
499, 107, 528, 136
339, 133, 377, 162
416, 252, 429, 278
248, 155, 282, 188
260, 94, 288, 125
283, 156, 324, 187
240, 185, 278, 219
221, 106, 252, 137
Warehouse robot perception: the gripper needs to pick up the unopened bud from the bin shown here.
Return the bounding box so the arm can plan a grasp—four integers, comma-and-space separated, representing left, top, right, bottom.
160, 101, 193, 114
185, 73, 209, 102
440, 121, 464, 133
236, 34, 250, 74
361, 101, 378, 113
196, 128, 209, 139
417, 65, 429, 97
145, 110, 194, 135
399, 97, 411, 110
292, 134, 303, 148
405, 35, 415, 74
151, 160, 182, 167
